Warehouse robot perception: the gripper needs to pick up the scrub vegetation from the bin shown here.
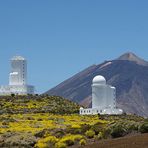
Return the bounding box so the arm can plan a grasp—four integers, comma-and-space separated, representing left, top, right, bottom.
0, 96, 148, 148
0, 95, 80, 114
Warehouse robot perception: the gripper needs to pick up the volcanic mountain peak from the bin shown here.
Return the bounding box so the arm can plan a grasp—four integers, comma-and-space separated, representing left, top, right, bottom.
117, 52, 148, 66
46, 52, 148, 117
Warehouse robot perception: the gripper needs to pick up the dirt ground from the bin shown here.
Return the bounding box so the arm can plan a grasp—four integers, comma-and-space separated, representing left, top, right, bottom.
79, 133, 148, 148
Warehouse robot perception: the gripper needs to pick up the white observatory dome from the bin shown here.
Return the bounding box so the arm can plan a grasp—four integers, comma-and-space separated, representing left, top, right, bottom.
11, 56, 25, 61
92, 75, 106, 85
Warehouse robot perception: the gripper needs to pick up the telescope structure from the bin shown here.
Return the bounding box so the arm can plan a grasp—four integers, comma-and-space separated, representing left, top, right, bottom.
0, 56, 34, 95
80, 75, 123, 115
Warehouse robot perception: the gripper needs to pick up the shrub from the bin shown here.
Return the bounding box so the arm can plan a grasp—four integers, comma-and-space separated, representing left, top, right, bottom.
55, 142, 67, 148
85, 130, 95, 138
72, 134, 84, 141
54, 130, 65, 138
144, 118, 148, 122
2, 121, 9, 126
37, 118, 43, 121
66, 127, 81, 134
111, 125, 126, 138
80, 124, 91, 133
79, 139, 86, 146
35, 130, 46, 138
102, 127, 111, 139
27, 116, 34, 120
35, 136, 58, 148
127, 123, 138, 133
98, 132, 103, 140
35, 142, 47, 148
59, 134, 84, 146
91, 123, 105, 135
11, 94, 15, 97
139, 122, 148, 133
60, 138, 74, 146
60, 135, 74, 146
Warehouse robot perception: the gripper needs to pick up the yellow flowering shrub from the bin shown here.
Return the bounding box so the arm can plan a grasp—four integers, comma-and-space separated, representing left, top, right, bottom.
85, 130, 95, 138
55, 142, 67, 148
35, 142, 47, 148
79, 139, 86, 146
59, 134, 84, 146
0, 113, 107, 135
98, 131, 103, 139
35, 136, 58, 148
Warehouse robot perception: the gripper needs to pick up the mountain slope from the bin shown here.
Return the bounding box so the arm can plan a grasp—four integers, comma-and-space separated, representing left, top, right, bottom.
45, 52, 148, 117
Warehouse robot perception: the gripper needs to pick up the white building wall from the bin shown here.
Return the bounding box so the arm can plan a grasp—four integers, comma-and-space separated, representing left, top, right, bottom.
92, 84, 107, 109
80, 108, 123, 115
9, 57, 27, 85
0, 56, 34, 96
105, 86, 110, 108
105, 86, 115, 108
0, 85, 34, 95
111, 87, 116, 108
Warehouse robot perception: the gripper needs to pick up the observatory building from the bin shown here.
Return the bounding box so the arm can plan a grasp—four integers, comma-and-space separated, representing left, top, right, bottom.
0, 56, 34, 95
80, 75, 123, 115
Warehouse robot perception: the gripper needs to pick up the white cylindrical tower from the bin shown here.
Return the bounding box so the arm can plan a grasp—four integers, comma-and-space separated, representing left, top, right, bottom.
92, 75, 107, 109
106, 86, 116, 108
9, 56, 27, 85
111, 87, 116, 108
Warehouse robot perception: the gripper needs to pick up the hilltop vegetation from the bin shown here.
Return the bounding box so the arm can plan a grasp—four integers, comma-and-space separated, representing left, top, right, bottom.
0, 113, 148, 148
0, 96, 148, 148
0, 113, 101, 147
0, 95, 80, 114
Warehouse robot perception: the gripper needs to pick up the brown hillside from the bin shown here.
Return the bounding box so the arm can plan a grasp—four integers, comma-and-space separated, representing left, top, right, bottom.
46, 52, 148, 117
79, 133, 148, 148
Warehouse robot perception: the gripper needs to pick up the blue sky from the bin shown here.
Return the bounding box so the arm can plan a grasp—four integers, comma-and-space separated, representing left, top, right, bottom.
0, 0, 148, 93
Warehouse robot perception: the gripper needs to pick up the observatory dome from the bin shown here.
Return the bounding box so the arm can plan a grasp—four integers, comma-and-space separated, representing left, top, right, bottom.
11, 56, 25, 61
92, 75, 106, 85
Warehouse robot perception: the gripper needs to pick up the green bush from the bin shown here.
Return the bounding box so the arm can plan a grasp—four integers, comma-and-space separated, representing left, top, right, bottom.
80, 124, 91, 134
85, 130, 95, 139
139, 122, 148, 133
98, 132, 103, 140
54, 130, 65, 138
35, 129, 46, 138
66, 127, 81, 134
126, 123, 138, 133
144, 118, 148, 122
111, 125, 126, 138
102, 127, 111, 139
91, 123, 105, 135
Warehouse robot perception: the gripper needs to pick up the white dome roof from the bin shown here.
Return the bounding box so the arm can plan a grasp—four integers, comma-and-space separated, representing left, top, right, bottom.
92, 75, 106, 85
11, 56, 25, 61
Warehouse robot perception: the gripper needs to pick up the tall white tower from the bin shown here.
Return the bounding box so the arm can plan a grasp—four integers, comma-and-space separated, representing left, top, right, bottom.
9, 56, 27, 85
0, 55, 34, 95
80, 75, 123, 115
92, 75, 107, 109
